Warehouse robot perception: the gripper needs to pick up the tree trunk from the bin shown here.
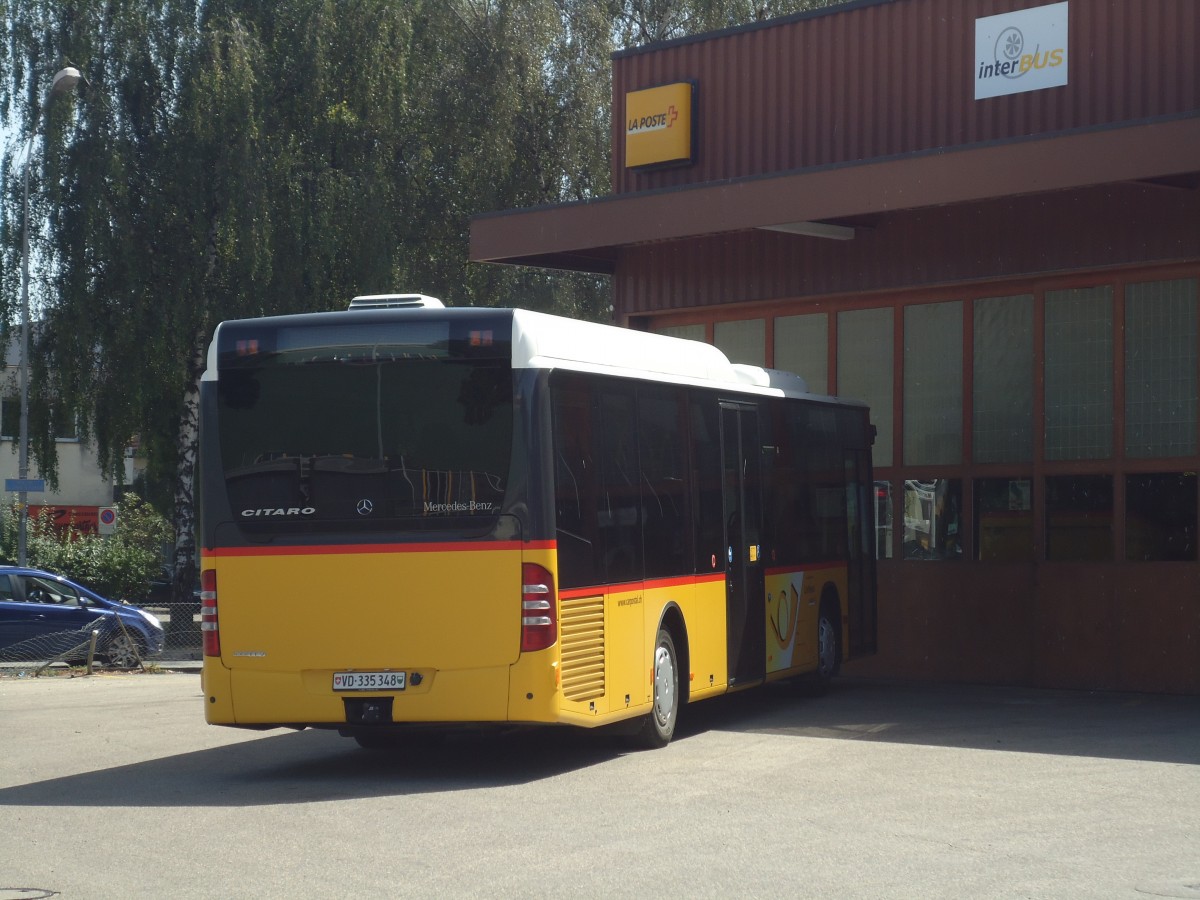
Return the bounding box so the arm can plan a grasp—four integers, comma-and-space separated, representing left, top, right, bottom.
167, 329, 207, 650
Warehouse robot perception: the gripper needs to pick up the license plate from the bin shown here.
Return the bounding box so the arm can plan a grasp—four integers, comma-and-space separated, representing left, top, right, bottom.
332, 670, 406, 692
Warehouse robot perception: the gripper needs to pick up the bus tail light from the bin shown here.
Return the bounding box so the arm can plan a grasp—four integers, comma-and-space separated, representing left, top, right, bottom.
521, 563, 557, 653
201, 569, 220, 657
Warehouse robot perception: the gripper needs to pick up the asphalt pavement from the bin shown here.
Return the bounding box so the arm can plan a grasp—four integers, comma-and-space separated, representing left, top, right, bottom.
2, 671, 1198, 898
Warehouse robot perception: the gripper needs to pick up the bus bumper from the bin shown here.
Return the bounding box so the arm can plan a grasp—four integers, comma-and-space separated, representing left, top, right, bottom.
202, 661, 559, 727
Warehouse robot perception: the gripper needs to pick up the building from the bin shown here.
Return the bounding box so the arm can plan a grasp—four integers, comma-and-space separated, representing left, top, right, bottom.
2, 333, 132, 534
471, 0, 1200, 693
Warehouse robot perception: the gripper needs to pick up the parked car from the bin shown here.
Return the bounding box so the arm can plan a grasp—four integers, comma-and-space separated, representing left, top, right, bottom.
0, 566, 165, 668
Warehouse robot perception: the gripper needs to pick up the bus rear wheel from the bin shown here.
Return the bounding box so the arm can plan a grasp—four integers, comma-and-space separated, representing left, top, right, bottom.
635, 628, 680, 749
812, 607, 838, 693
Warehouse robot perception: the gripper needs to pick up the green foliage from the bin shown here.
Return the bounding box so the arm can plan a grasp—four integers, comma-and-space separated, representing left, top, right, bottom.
0, 0, 836, 590
0, 494, 170, 601
3, 0, 624, 498
613, 0, 838, 45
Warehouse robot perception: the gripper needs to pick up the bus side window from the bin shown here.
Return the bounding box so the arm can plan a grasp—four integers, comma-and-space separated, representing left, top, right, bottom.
689, 395, 724, 574
551, 374, 600, 589
765, 402, 803, 567
638, 385, 691, 579
807, 406, 848, 559
596, 387, 643, 584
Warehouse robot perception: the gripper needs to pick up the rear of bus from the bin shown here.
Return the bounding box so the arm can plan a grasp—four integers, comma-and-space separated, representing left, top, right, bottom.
198, 305, 559, 735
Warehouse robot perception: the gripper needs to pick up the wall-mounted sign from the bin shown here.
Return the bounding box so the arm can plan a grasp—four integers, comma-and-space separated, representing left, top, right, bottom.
29, 505, 100, 536
975, 2, 1068, 100
624, 82, 693, 169
5, 478, 45, 493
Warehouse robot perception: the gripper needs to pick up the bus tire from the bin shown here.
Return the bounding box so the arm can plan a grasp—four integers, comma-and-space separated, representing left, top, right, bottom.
811, 603, 839, 694
634, 628, 680, 749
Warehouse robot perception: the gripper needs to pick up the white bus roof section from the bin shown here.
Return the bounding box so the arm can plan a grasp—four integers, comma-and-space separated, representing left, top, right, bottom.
204, 306, 861, 406
511, 308, 819, 400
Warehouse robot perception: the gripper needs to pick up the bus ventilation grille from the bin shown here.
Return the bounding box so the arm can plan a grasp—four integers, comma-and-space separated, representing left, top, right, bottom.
559, 594, 605, 702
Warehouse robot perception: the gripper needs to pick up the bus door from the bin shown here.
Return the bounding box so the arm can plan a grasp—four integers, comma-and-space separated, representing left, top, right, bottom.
844, 448, 878, 657
721, 402, 765, 686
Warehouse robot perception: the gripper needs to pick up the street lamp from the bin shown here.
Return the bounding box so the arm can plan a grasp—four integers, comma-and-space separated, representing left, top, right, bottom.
16, 66, 80, 565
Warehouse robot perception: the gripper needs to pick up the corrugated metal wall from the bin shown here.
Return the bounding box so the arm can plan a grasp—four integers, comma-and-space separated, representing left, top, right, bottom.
599, 0, 1200, 698
617, 183, 1200, 315
612, 0, 1198, 194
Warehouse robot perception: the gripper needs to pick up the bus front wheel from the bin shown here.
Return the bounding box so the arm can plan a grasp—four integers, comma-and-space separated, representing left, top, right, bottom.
635, 628, 680, 749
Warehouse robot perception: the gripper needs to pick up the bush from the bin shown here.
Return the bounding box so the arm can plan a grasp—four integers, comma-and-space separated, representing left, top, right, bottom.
0, 494, 170, 601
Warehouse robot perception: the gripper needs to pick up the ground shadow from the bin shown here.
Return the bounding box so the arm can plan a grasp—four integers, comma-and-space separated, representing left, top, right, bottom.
0, 723, 628, 809
2, 677, 1196, 810
676, 676, 1200, 765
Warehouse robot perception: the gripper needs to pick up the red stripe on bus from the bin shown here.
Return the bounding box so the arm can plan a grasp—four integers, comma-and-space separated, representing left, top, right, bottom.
559, 572, 725, 599
205, 539, 557, 558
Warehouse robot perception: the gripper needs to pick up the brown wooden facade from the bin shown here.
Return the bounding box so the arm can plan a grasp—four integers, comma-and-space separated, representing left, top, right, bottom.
471, 0, 1200, 693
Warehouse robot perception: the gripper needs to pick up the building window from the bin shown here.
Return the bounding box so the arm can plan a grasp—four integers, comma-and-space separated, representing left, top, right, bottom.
1125, 278, 1198, 458
0, 398, 16, 439
1045, 475, 1113, 561
1045, 286, 1114, 460
904, 301, 963, 465
974, 477, 1034, 561
657, 323, 706, 343
974, 295, 1033, 463
52, 408, 78, 442
903, 478, 962, 560
1, 397, 78, 441
1126, 473, 1197, 562
774, 313, 827, 393
838, 308, 893, 467
874, 480, 893, 559
714, 318, 765, 366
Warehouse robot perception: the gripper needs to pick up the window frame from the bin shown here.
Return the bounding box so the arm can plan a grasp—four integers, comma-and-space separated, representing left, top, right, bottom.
640, 264, 1200, 564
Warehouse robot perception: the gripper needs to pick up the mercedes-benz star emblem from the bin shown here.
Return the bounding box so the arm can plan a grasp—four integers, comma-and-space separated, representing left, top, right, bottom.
356, 499, 374, 516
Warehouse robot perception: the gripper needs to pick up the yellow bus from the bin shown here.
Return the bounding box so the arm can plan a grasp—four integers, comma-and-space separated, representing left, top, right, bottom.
199, 295, 876, 748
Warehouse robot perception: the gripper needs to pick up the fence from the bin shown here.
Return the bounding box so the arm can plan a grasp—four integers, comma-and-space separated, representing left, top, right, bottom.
0, 599, 200, 677
0, 614, 158, 676
152, 598, 203, 658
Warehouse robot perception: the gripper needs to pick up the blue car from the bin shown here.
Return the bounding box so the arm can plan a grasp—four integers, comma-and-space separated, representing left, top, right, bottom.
0, 566, 165, 668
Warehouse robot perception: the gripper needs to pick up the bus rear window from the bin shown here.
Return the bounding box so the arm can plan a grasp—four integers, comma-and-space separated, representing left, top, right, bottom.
216, 355, 513, 527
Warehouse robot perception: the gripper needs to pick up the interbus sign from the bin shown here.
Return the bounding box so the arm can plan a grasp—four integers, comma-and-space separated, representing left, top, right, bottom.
625, 82, 693, 169
974, 2, 1068, 100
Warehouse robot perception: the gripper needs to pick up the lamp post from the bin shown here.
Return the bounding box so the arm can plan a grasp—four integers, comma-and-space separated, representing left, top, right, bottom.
16, 66, 80, 566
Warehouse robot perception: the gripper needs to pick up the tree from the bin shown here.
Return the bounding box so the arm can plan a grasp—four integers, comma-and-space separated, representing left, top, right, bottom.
396, 1, 614, 316
612, 0, 838, 45
1, 0, 832, 613
3, 1, 416, 609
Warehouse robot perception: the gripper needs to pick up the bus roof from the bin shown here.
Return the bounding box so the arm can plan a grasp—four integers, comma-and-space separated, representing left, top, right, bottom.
206, 305, 862, 406
511, 308, 850, 403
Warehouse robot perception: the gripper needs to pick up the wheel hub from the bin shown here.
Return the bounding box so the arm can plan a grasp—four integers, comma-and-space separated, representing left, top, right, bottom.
653, 645, 675, 725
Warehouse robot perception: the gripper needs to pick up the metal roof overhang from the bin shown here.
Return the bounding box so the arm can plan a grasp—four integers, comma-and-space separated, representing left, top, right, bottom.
469, 114, 1200, 275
